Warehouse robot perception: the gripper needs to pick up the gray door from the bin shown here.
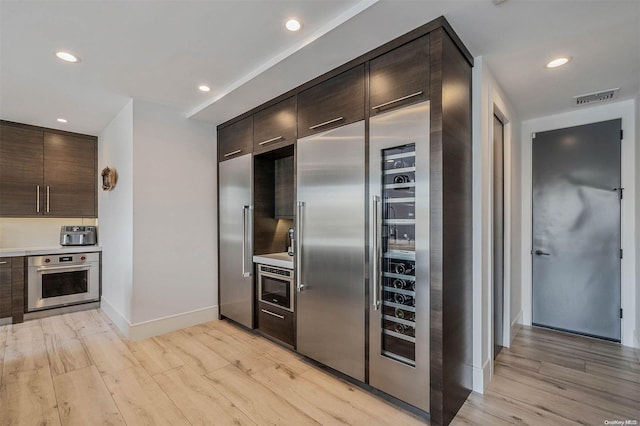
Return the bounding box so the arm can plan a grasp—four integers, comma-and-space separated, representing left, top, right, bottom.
219, 153, 253, 328
296, 121, 365, 381
493, 114, 504, 358
532, 119, 621, 341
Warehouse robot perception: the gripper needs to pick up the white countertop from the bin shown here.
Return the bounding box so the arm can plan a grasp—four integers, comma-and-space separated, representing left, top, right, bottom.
253, 252, 294, 269
0, 246, 103, 257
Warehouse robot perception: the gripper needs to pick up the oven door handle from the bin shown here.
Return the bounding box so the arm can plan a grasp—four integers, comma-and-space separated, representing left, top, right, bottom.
36, 264, 91, 272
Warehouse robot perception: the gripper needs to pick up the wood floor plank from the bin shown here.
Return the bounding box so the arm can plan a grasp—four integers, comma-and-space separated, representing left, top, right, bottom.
494, 349, 541, 373
0, 366, 61, 426
127, 336, 184, 376
0, 325, 7, 379
253, 363, 389, 425
156, 330, 229, 376
68, 309, 112, 337
204, 363, 321, 425
41, 313, 79, 342
103, 365, 190, 426
2, 322, 49, 377
44, 334, 92, 376
53, 365, 125, 426
154, 365, 257, 426
467, 390, 573, 425
585, 359, 640, 384
194, 331, 278, 375
82, 331, 139, 375
508, 339, 586, 371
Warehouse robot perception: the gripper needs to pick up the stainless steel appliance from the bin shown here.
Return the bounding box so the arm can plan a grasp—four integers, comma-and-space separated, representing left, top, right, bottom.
27, 252, 100, 311
369, 101, 430, 410
258, 264, 294, 311
60, 225, 97, 246
219, 153, 254, 328
296, 120, 366, 381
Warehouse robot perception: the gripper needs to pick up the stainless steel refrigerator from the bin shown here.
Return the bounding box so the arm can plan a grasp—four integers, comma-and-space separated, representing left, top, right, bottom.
219, 153, 254, 328
369, 101, 430, 411
296, 121, 366, 381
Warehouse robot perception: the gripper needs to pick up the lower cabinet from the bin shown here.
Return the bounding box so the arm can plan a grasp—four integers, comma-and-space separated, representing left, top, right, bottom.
257, 302, 294, 347
0, 258, 11, 320
0, 257, 24, 324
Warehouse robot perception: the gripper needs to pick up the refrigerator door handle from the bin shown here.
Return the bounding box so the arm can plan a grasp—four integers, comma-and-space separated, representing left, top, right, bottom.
296, 201, 305, 291
371, 195, 381, 310
242, 205, 252, 277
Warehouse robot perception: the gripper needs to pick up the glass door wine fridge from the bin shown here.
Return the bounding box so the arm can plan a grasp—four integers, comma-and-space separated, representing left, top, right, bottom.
369, 101, 430, 411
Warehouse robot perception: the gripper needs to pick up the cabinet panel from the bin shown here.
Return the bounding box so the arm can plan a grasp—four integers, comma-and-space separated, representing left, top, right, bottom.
274, 156, 294, 219
218, 116, 253, 162
44, 132, 96, 217
11, 257, 24, 323
370, 35, 429, 115
297, 65, 365, 138
258, 301, 294, 346
254, 97, 296, 154
0, 258, 11, 319
0, 124, 44, 216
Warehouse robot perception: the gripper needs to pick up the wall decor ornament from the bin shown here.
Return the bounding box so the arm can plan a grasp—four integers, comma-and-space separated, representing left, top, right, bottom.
101, 166, 117, 191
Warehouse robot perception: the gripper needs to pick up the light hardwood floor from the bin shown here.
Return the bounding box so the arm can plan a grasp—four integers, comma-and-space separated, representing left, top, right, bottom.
1, 310, 638, 425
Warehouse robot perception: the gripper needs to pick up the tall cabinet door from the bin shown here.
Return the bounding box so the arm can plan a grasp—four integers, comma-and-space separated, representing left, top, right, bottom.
369, 101, 430, 411
219, 153, 254, 328
0, 124, 44, 216
296, 121, 365, 381
43, 132, 96, 217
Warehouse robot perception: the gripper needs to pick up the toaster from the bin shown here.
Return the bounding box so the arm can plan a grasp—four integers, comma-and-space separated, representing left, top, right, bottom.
60, 226, 97, 246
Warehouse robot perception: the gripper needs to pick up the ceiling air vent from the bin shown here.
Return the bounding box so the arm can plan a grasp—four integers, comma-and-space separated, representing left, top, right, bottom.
573, 88, 619, 106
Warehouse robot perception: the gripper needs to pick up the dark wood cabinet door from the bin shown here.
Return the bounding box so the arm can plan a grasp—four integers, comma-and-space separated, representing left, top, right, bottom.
0, 124, 44, 216
297, 65, 365, 138
43, 132, 96, 217
254, 97, 296, 154
0, 258, 11, 319
218, 116, 253, 162
258, 301, 294, 346
370, 35, 429, 116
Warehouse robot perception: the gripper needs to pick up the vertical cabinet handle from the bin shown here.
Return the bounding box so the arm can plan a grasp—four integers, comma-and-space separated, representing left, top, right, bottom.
241, 205, 252, 277
36, 185, 40, 213
46, 186, 50, 213
371, 196, 381, 310
296, 201, 305, 292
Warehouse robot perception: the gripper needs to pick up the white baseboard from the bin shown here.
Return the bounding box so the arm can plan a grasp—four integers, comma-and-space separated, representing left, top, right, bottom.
510, 310, 523, 346
100, 299, 219, 342
472, 357, 490, 394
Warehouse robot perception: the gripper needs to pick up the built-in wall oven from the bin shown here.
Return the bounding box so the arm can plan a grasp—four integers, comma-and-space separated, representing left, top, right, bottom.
27, 252, 100, 312
258, 265, 294, 312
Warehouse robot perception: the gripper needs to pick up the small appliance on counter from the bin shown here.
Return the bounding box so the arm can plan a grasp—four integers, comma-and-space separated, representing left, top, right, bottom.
60, 226, 97, 246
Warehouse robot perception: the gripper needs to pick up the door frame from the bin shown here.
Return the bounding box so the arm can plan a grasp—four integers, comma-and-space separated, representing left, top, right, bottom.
521, 100, 637, 348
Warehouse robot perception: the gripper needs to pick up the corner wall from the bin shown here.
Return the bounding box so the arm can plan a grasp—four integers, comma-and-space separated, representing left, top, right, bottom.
520, 99, 638, 348
636, 95, 640, 358
471, 56, 522, 393
98, 99, 134, 329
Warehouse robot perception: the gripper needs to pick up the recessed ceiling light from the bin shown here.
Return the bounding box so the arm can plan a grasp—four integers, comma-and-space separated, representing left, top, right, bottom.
285, 18, 301, 32
57, 118, 68, 123
546, 57, 571, 69
55, 51, 80, 63
198, 85, 211, 92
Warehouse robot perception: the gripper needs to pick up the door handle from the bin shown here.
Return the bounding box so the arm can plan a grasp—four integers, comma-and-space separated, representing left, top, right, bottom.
241, 205, 252, 277
534, 250, 550, 256
296, 201, 305, 292
371, 196, 381, 310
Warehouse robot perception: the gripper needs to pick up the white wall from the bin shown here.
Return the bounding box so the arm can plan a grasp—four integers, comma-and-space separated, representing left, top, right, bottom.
98, 99, 134, 327
130, 100, 217, 336
0, 217, 96, 248
521, 99, 638, 348
471, 57, 521, 393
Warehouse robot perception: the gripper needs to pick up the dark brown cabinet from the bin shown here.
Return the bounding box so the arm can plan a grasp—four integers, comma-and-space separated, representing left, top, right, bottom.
297, 65, 365, 138
0, 258, 11, 320
0, 124, 44, 217
217, 116, 253, 162
44, 132, 96, 217
258, 301, 294, 346
253, 97, 296, 154
274, 156, 294, 219
370, 35, 430, 115
0, 122, 97, 218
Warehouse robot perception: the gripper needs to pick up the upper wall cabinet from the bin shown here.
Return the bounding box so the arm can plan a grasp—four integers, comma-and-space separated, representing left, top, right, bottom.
297, 65, 365, 138
369, 35, 430, 116
218, 115, 253, 162
253, 97, 296, 154
0, 122, 97, 218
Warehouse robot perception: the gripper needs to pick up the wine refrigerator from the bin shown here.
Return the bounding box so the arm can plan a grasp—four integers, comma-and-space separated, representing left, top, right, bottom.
369, 101, 430, 411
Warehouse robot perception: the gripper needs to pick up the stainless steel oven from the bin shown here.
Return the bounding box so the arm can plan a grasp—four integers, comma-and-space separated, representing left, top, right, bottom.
27, 252, 100, 312
258, 264, 294, 312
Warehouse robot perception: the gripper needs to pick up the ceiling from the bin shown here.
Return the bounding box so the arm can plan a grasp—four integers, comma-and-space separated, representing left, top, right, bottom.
1, 0, 638, 136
